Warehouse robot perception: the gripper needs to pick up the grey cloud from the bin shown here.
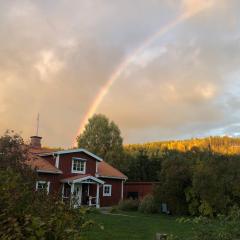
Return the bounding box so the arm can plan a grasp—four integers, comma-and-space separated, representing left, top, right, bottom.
0, 0, 240, 146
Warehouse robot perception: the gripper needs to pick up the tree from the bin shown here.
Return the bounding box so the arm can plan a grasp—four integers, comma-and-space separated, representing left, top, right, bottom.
77, 114, 124, 165
0, 130, 26, 170
154, 151, 193, 215
0, 131, 92, 239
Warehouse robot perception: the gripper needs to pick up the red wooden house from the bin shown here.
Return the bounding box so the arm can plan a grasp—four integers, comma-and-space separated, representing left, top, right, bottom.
27, 136, 127, 208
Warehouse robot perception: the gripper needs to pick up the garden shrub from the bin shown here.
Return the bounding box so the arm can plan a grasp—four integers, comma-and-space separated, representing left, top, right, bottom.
118, 198, 139, 211
192, 207, 240, 240
175, 206, 240, 240
0, 132, 94, 240
0, 168, 93, 240
138, 194, 158, 214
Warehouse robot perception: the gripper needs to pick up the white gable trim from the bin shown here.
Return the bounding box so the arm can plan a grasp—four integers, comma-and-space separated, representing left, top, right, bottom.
61, 176, 105, 185
39, 148, 102, 162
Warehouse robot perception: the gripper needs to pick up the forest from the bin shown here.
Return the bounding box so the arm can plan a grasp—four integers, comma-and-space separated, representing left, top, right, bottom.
120, 136, 240, 216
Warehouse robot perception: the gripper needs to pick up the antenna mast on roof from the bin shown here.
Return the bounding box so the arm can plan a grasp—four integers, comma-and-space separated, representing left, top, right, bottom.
36, 113, 40, 136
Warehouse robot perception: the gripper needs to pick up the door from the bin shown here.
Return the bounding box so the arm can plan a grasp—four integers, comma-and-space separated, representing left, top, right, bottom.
81, 184, 89, 205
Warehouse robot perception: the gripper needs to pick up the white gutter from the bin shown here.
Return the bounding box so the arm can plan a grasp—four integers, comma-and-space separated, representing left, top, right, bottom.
36, 169, 62, 174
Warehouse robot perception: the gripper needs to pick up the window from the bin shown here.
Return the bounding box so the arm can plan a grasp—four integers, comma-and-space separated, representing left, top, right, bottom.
103, 184, 112, 197
72, 158, 86, 173
36, 181, 50, 194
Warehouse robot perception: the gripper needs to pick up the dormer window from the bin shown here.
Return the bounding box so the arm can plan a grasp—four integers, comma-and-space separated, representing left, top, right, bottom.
72, 157, 86, 174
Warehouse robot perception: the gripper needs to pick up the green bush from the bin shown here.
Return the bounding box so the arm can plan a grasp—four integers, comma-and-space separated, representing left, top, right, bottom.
118, 198, 139, 211
0, 168, 93, 240
192, 208, 240, 240
138, 194, 158, 214
174, 206, 240, 240
0, 132, 94, 240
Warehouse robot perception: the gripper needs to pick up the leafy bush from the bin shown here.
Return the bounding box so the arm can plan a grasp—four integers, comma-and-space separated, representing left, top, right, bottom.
174, 206, 240, 240
138, 194, 158, 214
0, 132, 94, 240
0, 168, 94, 240
192, 207, 240, 240
118, 198, 139, 211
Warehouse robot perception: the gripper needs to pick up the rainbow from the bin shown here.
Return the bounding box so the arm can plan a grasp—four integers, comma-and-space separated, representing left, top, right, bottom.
73, 0, 214, 146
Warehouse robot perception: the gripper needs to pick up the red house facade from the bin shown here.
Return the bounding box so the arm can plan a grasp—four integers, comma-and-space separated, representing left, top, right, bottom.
27, 136, 127, 208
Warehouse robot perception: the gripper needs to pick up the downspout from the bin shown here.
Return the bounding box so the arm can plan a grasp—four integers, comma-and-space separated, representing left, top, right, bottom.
121, 179, 127, 200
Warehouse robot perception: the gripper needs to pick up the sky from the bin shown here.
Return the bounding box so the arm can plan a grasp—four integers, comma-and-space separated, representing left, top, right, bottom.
1, 0, 240, 148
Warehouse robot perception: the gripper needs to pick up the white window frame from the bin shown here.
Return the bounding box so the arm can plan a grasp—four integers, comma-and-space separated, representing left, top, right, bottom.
103, 184, 112, 197
36, 181, 50, 194
71, 157, 86, 174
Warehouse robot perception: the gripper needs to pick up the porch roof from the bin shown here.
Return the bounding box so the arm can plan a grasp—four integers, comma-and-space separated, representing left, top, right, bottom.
60, 174, 104, 184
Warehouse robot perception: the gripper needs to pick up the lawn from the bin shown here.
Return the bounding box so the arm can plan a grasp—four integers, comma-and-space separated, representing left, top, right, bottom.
84, 211, 194, 240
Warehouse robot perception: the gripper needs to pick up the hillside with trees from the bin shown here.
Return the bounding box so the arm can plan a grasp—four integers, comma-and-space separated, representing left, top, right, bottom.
125, 136, 240, 156
121, 137, 240, 216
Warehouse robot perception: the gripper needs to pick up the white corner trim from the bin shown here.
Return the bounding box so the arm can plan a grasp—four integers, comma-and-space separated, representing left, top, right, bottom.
55, 154, 60, 168
96, 162, 99, 175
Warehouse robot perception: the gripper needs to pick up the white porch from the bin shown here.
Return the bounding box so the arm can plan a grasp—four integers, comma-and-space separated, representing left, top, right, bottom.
61, 175, 104, 208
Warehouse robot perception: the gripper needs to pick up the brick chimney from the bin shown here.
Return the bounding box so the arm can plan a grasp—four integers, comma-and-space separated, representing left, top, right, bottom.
30, 136, 42, 148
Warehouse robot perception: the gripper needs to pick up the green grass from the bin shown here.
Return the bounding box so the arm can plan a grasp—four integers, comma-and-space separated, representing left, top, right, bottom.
83, 211, 194, 240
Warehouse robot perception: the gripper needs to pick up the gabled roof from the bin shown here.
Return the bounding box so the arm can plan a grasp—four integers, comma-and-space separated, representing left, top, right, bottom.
27, 147, 127, 179
26, 153, 62, 174
98, 161, 127, 180
61, 174, 105, 184
39, 148, 102, 162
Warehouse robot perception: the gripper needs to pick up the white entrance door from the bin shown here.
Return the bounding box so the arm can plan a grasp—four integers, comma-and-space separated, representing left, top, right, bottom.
73, 184, 82, 208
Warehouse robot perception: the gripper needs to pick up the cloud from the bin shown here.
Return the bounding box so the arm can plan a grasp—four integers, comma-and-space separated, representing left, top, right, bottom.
130, 46, 168, 68
0, 0, 240, 146
182, 0, 215, 16
34, 50, 64, 82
